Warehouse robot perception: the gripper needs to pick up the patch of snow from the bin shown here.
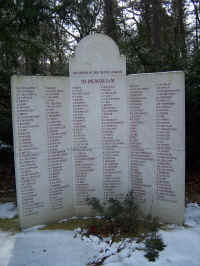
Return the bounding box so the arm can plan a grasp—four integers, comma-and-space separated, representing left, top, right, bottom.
58, 218, 68, 223
0, 203, 17, 219
184, 203, 200, 226
1, 230, 98, 266
84, 236, 143, 265
0, 232, 16, 266
23, 225, 47, 232
0, 140, 11, 149
78, 203, 200, 266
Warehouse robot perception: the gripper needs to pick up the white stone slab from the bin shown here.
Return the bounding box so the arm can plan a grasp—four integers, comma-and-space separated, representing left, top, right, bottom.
127, 72, 185, 224
11, 34, 185, 228
69, 34, 129, 215
11, 76, 73, 228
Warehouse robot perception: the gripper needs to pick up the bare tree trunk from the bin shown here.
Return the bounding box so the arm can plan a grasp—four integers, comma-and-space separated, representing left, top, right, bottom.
152, 0, 161, 50
173, 0, 186, 58
191, 0, 200, 49
140, 0, 152, 47
103, 0, 119, 42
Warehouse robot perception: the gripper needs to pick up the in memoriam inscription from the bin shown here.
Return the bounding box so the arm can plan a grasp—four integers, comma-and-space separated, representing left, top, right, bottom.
11, 34, 185, 228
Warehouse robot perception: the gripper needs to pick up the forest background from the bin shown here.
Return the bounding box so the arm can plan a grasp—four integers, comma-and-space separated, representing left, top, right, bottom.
0, 0, 199, 195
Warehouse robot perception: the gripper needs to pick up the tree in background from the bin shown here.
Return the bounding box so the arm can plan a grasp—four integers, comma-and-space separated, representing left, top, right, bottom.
0, 0, 199, 172
191, 0, 200, 50
102, 0, 121, 43
56, 0, 102, 42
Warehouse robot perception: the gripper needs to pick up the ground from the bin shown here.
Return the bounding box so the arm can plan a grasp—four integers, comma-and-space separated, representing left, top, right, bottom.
0, 156, 200, 266
0, 202, 200, 266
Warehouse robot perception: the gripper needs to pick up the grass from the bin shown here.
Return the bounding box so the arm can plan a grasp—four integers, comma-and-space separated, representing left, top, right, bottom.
0, 215, 162, 241
0, 217, 20, 233
40, 218, 102, 231
187, 192, 200, 204
0, 216, 163, 237
40, 217, 162, 241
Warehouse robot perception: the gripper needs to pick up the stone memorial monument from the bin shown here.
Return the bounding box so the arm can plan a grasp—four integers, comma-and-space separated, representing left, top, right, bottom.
11, 34, 185, 229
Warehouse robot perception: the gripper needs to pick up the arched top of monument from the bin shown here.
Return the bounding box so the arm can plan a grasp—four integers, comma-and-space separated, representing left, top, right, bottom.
76, 34, 120, 59
69, 33, 126, 73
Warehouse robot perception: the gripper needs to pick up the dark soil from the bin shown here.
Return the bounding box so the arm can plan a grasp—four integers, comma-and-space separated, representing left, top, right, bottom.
186, 168, 200, 204
0, 149, 16, 203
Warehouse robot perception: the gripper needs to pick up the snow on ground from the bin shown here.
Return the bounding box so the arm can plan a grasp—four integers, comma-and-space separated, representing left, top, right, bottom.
0, 232, 16, 266
0, 203, 200, 266
1, 230, 97, 266
0, 203, 17, 219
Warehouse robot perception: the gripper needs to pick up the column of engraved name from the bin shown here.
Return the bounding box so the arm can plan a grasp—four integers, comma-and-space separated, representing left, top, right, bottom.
16, 87, 44, 216
156, 83, 177, 202
72, 83, 96, 205
128, 85, 153, 202
100, 78, 124, 200
46, 87, 68, 209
